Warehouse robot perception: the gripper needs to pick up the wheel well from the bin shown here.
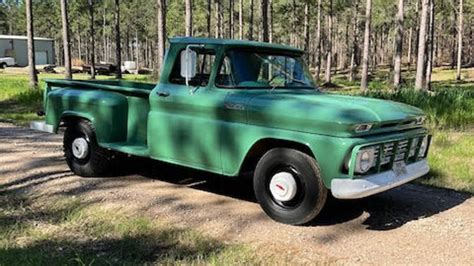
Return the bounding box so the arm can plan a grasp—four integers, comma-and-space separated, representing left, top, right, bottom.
60, 116, 91, 128
239, 138, 315, 175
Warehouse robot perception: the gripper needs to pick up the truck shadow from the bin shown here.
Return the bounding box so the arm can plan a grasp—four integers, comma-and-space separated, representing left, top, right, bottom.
138, 159, 472, 231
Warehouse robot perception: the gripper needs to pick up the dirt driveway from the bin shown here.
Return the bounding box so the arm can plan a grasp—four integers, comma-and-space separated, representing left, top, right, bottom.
1, 122, 473, 264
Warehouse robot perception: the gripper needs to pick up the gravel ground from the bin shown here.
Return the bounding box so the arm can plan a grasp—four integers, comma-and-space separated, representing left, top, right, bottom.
0, 122, 473, 264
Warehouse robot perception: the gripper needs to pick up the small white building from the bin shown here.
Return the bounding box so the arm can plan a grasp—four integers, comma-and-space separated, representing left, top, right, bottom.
0, 35, 55, 66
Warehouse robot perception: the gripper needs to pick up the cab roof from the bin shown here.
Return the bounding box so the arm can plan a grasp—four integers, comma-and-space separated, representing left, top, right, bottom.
169, 37, 304, 54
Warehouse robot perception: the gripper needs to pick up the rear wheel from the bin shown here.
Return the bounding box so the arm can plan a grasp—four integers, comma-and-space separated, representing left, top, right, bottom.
0, 63, 7, 69
64, 120, 115, 177
253, 148, 327, 225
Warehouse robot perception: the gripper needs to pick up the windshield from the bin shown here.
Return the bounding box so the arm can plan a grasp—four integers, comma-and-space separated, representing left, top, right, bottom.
216, 50, 316, 89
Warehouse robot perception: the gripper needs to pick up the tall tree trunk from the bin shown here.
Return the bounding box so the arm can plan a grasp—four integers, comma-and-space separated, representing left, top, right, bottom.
303, 0, 310, 57
425, 0, 435, 89
103, 6, 107, 62
269, 0, 273, 43
325, 0, 333, 84
157, 0, 166, 72
60, 0, 72, 80
407, 26, 413, 69
25, 0, 38, 88
207, 0, 212, 37
360, 0, 372, 91
314, 0, 322, 82
239, 0, 243, 39
470, 23, 473, 66
414, 0, 420, 65
185, 0, 192, 36
78, 34, 82, 62
248, 0, 254, 40
135, 29, 139, 75
456, 0, 463, 80
415, 0, 429, 90
393, 0, 404, 87
215, 0, 221, 38
261, 0, 269, 42
114, 0, 122, 79
89, 0, 96, 79
229, 0, 234, 38
450, 5, 456, 69
348, 0, 359, 82
291, 0, 297, 46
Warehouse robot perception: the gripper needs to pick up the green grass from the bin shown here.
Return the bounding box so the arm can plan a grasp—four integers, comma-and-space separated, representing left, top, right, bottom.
0, 72, 153, 125
361, 88, 474, 130
0, 194, 261, 265
423, 132, 474, 193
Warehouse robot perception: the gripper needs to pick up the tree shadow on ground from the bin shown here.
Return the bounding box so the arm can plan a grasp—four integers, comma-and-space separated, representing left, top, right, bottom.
138, 159, 471, 231
0, 192, 246, 265
0, 151, 471, 232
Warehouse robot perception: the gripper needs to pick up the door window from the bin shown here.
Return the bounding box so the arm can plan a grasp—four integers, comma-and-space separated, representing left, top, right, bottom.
169, 49, 215, 86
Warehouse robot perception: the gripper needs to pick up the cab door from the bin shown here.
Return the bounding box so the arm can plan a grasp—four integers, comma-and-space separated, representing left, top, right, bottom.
148, 45, 227, 173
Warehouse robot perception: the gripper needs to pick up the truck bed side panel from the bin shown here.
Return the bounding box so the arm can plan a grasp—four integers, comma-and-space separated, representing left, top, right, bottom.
45, 88, 128, 143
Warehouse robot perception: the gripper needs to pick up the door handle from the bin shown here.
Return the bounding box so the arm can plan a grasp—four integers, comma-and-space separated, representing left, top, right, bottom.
157, 91, 170, 97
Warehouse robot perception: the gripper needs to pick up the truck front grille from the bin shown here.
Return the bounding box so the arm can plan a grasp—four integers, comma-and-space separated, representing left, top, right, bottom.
371, 136, 428, 172
351, 135, 430, 177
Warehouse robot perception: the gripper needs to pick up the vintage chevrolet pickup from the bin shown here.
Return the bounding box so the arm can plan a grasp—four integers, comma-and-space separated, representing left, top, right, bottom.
31, 37, 431, 225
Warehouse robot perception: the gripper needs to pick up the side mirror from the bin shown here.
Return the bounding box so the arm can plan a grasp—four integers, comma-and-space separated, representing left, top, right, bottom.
180, 49, 197, 86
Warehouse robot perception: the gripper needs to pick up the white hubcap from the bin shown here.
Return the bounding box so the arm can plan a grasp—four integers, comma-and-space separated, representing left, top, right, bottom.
269, 172, 297, 202
72, 138, 89, 159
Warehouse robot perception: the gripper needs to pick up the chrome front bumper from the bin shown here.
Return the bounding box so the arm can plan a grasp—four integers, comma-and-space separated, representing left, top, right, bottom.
30, 121, 54, 133
331, 159, 429, 199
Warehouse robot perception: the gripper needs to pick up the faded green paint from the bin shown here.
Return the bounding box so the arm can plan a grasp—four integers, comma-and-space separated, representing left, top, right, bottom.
43, 37, 429, 189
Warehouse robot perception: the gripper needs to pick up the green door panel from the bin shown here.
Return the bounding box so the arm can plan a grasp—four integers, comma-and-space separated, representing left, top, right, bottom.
148, 85, 228, 172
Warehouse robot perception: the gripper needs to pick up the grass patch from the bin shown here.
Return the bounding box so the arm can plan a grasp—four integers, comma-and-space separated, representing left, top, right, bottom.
422, 132, 474, 193
0, 73, 153, 125
361, 88, 474, 130
0, 194, 260, 265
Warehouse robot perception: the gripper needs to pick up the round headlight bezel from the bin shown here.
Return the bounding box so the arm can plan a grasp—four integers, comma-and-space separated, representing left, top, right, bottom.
355, 148, 375, 174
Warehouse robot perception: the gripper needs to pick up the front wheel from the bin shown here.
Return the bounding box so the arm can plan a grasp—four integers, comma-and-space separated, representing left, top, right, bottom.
253, 148, 327, 225
64, 120, 115, 177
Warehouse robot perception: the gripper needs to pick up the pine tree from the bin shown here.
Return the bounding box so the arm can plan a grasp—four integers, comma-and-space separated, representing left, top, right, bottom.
361, 0, 372, 91
60, 0, 72, 80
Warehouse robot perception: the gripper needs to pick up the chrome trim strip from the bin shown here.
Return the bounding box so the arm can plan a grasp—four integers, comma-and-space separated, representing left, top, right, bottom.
331, 159, 429, 199
30, 121, 54, 133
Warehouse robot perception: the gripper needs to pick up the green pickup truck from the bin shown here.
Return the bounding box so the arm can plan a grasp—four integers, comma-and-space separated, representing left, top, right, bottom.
31, 37, 431, 225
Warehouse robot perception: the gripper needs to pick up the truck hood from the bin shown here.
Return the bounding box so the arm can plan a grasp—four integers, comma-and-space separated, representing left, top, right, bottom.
246, 91, 425, 137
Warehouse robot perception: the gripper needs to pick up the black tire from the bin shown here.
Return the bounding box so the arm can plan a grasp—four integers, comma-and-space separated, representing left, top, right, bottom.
253, 148, 328, 225
64, 120, 115, 177
0, 63, 6, 69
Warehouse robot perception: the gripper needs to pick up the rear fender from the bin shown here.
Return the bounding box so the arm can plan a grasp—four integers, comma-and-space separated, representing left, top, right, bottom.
45, 88, 128, 144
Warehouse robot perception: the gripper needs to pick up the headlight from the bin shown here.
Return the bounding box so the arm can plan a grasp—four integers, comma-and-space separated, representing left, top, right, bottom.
418, 136, 429, 157
355, 148, 375, 174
